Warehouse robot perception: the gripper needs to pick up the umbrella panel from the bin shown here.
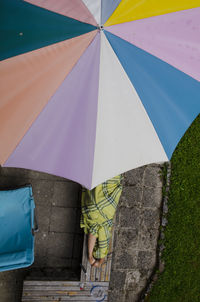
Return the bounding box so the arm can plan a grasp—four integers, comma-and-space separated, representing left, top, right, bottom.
105, 30, 200, 158
4, 33, 101, 189
25, 0, 97, 26
0, 0, 96, 61
82, 0, 101, 25
0, 31, 97, 165
101, 0, 121, 25
105, 0, 200, 26
107, 7, 200, 82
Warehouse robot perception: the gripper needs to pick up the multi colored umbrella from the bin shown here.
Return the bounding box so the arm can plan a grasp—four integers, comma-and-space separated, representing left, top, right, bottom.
1, 0, 200, 189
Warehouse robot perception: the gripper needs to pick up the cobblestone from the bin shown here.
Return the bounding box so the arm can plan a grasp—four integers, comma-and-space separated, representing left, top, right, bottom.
109, 164, 164, 302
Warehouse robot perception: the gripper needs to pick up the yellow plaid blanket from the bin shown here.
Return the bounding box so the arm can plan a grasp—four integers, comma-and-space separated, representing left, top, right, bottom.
80, 175, 122, 259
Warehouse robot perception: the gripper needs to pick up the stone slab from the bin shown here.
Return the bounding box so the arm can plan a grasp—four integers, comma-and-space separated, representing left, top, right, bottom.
118, 207, 140, 229
52, 182, 81, 208
114, 228, 139, 252
72, 234, 84, 259
108, 289, 125, 302
50, 207, 77, 233
138, 226, 159, 251
141, 208, 160, 230
142, 186, 162, 208
120, 186, 143, 207
31, 179, 54, 207
109, 270, 126, 291
143, 165, 163, 188
45, 256, 72, 268
35, 205, 51, 233
46, 232, 74, 259
123, 166, 145, 186
125, 290, 141, 302
114, 250, 138, 270
33, 232, 49, 267
137, 251, 156, 278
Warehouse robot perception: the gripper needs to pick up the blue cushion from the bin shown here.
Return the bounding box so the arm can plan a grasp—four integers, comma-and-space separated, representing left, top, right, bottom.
0, 185, 35, 271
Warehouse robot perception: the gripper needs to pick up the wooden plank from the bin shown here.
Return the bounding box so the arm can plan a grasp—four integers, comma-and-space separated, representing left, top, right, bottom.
23, 281, 84, 286
22, 297, 108, 302
22, 299, 108, 302
23, 281, 109, 287
90, 266, 95, 282
22, 300, 108, 302
23, 284, 109, 291
23, 287, 108, 297
23, 287, 84, 292
22, 294, 108, 301
23, 292, 92, 297
100, 262, 107, 281
106, 258, 112, 282
23, 286, 108, 292
23, 286, 108, 294
95, 266, 101, 281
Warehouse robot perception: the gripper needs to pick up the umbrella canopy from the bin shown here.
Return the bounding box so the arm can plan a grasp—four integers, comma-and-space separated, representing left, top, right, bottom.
1, 0, 200, 189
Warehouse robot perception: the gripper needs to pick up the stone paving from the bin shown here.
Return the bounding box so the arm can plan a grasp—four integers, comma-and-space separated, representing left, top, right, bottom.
0, 163, 164, 302
108, 164, 163, 302
0, 166, 83, 302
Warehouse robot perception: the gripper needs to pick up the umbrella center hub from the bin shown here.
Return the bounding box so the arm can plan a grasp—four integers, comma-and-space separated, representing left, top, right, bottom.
98, 25, 104, 31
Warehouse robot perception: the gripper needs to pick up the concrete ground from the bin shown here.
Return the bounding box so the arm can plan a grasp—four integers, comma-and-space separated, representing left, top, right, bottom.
0, 163, 164, 302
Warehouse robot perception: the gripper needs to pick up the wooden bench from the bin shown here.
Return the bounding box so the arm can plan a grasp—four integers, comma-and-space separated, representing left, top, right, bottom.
21, 223, 115, 301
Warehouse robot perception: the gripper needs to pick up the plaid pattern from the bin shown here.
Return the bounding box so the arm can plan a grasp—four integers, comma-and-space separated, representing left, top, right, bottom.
80, 175, 122, 259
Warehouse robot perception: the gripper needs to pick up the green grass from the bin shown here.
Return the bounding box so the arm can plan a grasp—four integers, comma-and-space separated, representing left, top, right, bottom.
145, 114, 200, 302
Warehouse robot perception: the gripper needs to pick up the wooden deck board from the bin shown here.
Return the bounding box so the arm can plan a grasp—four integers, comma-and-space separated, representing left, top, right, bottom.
22, 298, 108, 301
22, 281, 108, 301
23, 281, 109, 287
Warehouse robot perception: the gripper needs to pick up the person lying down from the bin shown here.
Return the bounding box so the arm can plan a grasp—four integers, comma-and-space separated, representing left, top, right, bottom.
80, 175, 122, 268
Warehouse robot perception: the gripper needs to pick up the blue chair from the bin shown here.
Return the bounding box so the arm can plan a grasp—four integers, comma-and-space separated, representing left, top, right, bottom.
0, 185, 37, 272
